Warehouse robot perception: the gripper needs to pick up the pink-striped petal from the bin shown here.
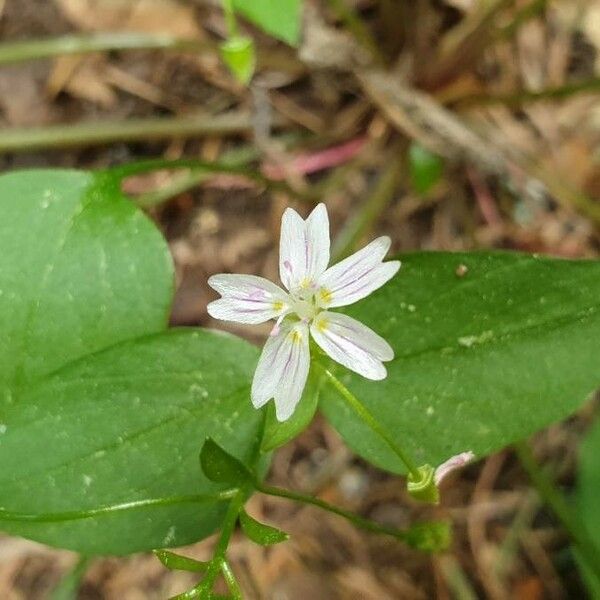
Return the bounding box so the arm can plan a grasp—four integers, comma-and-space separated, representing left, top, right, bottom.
434, 451, 475, 485
310, 312, 393, 380
251, 321, 310, 421
207, 274, 290, 324
316, 236, 400, 308
279, 203, 330, 291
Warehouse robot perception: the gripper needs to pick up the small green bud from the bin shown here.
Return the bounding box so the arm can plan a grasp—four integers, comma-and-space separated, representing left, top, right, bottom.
407, 464, 439, 504
404, 520, 452, 553
220, 36, 256, 85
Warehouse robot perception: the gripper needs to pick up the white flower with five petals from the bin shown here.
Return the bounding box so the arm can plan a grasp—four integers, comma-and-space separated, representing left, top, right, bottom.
207, 204, 400, 421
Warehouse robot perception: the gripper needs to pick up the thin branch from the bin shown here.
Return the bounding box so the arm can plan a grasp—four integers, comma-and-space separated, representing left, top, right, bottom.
499, 0, 549, 39
0, 32, 212, 65
256, 482, 411, 542
103, 157, 307, 201
452, 78, 600, 107
332, 147, 403, 261
514, 441, 600, 585
0, 112, 270, 154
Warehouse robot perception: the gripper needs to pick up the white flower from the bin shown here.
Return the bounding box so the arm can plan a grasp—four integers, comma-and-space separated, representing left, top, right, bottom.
207, 204, 400, 421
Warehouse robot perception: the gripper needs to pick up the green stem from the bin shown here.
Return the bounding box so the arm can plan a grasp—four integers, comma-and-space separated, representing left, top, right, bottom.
256, 482, 411, 542
499, 0, 548, 39
313, 361, 421, 479
135, 143, 260, 207
331, 149, 403, 261
437, 555, 478, 600
103, 157, 305, 201
0, 112, 267, 154
0, 32, 212, 65
49, 555, 91, 600
177, 490, 246, 599
453, 77, 600, 107
221, 560, 243, 600
327, 0, 386, 65
221, 0, 239, 38
514, 441, 600, 585
0, 490, 237, 523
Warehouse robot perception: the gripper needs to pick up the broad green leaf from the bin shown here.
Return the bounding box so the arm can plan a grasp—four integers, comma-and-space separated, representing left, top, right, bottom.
261, 367, 322, 452
0, 329, 262, 555
200, 438, 254, 485
239, 509, 289, 545
321, 252, 600, 473
0, 169, 264, 555
233, 0, 301, 45
576, 417, 600, 596
0, 169, 173, 389
408, 143, 443, 195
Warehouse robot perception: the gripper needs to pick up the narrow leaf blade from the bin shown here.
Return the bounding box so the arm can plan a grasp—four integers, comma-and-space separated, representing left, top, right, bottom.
200, 438, 254, 485
239, 509, 289, 545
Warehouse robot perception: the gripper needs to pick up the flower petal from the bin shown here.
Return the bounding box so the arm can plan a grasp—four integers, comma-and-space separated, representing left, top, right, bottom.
316, 236, 400, 308
434, 451, 475, 485
207, 274, 290, 324
279, 203, 330, 291
251, 321, 310, 421
310, 312, 394, 380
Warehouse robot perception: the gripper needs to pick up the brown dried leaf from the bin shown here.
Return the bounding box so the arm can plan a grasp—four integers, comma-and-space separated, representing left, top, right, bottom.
47, 55, 117, 108
54, 0, 201, 37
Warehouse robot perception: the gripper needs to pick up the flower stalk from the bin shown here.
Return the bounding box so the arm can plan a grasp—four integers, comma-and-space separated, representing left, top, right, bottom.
173, 488, 247, 599
314, 361, 421, 480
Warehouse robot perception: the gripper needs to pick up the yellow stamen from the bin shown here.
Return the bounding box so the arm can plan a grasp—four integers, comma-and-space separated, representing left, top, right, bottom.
272, 301, 284, 312
316, 317, 328, 333
319, 287, 332, 305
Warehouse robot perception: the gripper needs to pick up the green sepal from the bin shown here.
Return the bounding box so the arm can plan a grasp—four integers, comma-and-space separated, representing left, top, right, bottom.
239, 509, 290, 545
407, 464, 439, 504
153, 549, 208, 573
219, 36, 256, 85
404, 520, 452, 553
200, 438, 254, 485
262, 367, 322, 452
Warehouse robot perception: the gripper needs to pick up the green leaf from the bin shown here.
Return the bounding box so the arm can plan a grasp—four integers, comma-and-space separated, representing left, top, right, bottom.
233, 0, 301, 45
154, 550, 208, 573
0, 329, 262, 555
239, 509, 289, 545
200, 438, 254, 485
261, 367, 322, 452
576, 417, 600, 596
0, 170, 173, 389
408, 143, 443, 195
0, 169, 265, 555
321, 252, 600, 473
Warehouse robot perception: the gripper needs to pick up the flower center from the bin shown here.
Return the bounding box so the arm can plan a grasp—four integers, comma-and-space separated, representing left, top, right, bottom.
291, 296, 318, 321
289, 281, 331, 322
